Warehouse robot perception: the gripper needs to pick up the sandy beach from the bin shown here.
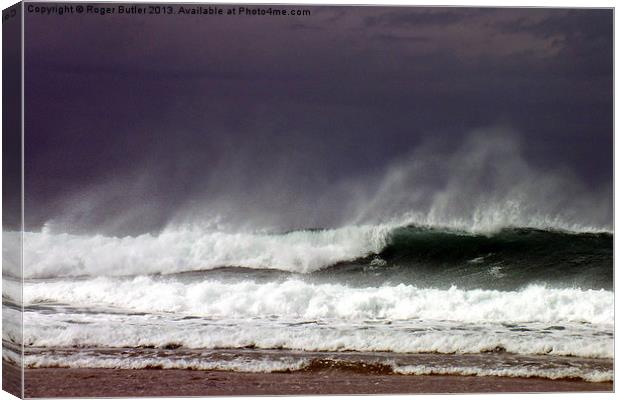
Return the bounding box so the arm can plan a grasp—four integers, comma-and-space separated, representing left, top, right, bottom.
2, 360, 21, 398
8, 362, 611, 398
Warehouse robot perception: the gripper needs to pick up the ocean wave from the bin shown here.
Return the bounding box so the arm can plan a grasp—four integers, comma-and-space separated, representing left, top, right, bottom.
7, 277, 612, 359
8, 225, 390, 278
22, 353, 308, 374
392, 365, 613, 383
16, 315, 613, 359
18, 278, 613, 325
16, 352, 613, 382
5, 222, 612, 279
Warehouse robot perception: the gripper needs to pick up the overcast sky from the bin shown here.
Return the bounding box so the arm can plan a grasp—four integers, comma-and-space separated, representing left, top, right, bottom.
23, 6, 613, 234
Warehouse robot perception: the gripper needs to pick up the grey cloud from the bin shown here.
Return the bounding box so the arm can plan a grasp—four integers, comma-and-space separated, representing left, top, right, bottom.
23, 6, 612, 235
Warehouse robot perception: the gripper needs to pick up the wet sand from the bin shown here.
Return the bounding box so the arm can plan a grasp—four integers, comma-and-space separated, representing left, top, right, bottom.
2, 360, 21, 398
16, 363, 612, 398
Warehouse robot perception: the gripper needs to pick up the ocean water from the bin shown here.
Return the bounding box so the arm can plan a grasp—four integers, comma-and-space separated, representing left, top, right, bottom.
2, 223, 614, 383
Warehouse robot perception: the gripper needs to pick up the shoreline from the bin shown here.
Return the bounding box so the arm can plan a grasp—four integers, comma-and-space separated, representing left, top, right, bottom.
12, 363, 612, 397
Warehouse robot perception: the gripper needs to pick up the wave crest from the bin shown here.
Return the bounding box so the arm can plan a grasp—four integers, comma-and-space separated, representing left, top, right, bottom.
6, 221, 611, 280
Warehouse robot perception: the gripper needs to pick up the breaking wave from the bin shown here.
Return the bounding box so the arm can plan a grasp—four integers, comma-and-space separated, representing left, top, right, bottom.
18, 353, 612, 383
18, 279, 613, 325
6, 223, 612, 283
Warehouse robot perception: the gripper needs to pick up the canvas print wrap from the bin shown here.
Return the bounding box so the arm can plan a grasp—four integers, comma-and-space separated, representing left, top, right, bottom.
2, 2, 614, 397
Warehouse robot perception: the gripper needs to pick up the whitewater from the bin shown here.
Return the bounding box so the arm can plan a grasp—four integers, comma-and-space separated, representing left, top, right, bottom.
3, 218, 612, 279
3, 218, 614, 383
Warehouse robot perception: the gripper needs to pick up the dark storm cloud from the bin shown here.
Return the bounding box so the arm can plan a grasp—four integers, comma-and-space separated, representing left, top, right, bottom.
23, 5, 612, 235
364, 8, 473, 27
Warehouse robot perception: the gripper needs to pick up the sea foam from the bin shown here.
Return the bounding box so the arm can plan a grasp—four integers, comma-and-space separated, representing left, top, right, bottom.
17, 352, 611, 382
18, 278, 613, 325
8, 225, 392, 278
5, 219, 612, 279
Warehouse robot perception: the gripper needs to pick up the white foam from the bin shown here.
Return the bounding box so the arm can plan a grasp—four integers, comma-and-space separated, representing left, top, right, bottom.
19, 352, 612, 382
20, 313, 612, 358
393, 365, 613, 383
15, 225, 391, 278
24, 353, 307, 373
8, 216, 611, 279
20, 278, 613, 325
14, 277, 613, 359
2, 305, 22, 345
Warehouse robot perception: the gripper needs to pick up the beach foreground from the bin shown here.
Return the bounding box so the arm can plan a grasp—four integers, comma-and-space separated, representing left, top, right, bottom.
11, 362, 612, 397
